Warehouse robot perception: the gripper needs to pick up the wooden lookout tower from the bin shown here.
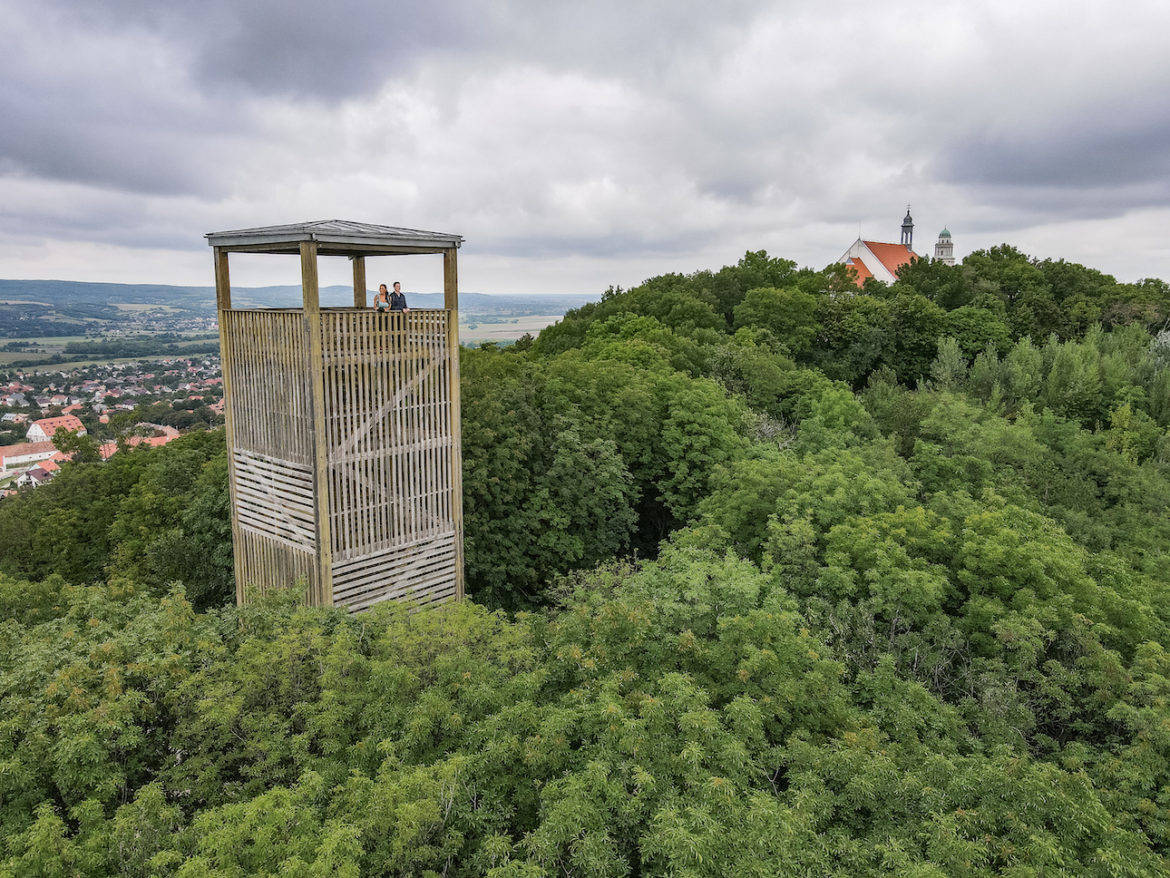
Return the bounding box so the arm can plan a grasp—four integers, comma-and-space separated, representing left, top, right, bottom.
207, 220, 464, 611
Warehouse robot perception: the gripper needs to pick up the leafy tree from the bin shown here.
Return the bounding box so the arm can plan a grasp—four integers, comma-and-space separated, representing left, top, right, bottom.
460, 349, 639, 609
652, 377, 750, 526
140, 451, 234, 610
892, 255, 973, 310
106, 431, 225, 586
886, 292, 946, 383
1043, 338, 1105, 424
942, 306, 1012, 358
966, 342, 1004, 403
1002, 335, 1045, 408
4, 243, 1170, 874
962, 244, 1050, 307
812, 294, 894, 384
706, 250, 800, 325
732, 287, 820, 356
928, 336, 967, 390
51, 426, 101, 463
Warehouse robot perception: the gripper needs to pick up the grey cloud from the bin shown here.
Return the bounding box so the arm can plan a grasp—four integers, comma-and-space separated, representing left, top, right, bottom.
5, 0, 1170, 289
24, 0, 478, 101
0, 2, 257, 195
189, 1, 476, 99
42, 0, 766, 100
476, 225, 722, 261
0, 190, 198, 252
944, 112, 1170, 191
0, 102, 231, 197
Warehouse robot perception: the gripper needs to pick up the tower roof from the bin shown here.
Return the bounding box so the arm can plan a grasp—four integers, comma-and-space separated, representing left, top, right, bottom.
205, 220, 463, 256
938, 227, 951, 238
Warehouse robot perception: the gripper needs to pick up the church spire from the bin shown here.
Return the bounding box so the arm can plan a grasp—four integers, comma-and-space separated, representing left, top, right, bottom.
900, 205, 914, 249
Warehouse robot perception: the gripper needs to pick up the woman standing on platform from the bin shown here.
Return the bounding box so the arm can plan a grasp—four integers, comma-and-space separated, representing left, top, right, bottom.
374, 283, 391, 313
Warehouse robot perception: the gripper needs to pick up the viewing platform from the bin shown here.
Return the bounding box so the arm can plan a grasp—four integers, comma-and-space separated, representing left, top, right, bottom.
207, 221, 465, 611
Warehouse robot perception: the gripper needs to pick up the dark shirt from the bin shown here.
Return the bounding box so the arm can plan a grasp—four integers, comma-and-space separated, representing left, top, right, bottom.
389, 291, 408, 311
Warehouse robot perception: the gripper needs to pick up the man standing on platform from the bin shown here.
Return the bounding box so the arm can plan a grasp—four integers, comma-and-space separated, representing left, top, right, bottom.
389, 281, 409, 312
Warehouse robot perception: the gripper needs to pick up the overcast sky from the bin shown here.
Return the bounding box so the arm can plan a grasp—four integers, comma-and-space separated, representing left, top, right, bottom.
2, 0, 1168, 295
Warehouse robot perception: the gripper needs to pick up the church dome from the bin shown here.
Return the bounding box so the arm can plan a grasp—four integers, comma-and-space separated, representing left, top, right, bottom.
938, 228, 951, 238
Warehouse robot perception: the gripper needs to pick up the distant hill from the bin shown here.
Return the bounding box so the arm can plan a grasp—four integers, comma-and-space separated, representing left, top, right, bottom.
0, 279, 598, 315
0, 280, 215, 311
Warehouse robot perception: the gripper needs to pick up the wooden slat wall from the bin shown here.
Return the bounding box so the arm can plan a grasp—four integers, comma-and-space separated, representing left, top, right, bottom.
235, 528, 317, 601
222, 310, 312, 464
223, 309, 315, 599
320, 308, 458, 610
332, 533, 457, 611
223, 306, 460, 610
232, 449, 316, 550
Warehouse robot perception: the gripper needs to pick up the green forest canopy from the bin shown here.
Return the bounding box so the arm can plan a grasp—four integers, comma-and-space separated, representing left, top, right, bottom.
2, 245, 1169, 875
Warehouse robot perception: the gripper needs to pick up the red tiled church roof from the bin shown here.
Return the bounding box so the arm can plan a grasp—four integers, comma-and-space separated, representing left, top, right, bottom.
845, 257, 873, 283
862, 241, 917, 278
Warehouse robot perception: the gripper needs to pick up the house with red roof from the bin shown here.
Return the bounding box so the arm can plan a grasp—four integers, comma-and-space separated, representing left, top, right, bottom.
0, 440, 57, 470
130, 434, 178, 449
95, 432, 179, 462
26, 415, 87, 443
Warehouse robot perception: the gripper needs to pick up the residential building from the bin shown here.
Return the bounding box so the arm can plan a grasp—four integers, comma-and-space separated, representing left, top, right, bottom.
0, 440, 57, 470
26, 415, 87, 442
16, 466, 53, 488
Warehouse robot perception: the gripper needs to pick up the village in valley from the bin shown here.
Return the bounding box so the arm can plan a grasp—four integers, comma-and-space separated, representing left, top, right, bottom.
0, 356, 224, 494
0, 275, 595, 499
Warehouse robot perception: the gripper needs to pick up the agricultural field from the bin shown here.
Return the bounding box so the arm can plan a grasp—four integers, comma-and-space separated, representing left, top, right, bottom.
459, 313, 563, 344
111, 302, 186, 312
0, 336, 89, 366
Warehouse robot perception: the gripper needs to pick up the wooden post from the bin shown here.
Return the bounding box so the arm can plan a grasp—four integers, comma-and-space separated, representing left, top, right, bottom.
213, 247, 246, 605
301, 240, 333, 606
352, 256, 367, 308
443, 247, 464, 601
214, 247, 232, 312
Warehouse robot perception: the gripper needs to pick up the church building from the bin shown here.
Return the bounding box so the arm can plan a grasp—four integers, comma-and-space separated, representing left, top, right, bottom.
837, 209, 957, 286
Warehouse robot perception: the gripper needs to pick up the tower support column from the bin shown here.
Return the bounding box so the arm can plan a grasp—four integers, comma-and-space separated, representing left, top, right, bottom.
214, 247, 246, 605
352, 256, 367, 308
443, 246, 465, 600
301, 240, 333, 606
